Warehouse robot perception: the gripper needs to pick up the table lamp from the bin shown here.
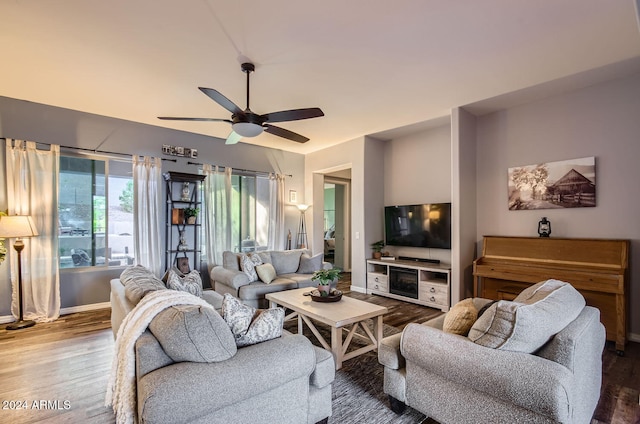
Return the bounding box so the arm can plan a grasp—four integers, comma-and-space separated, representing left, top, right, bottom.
0, 215, 39, 330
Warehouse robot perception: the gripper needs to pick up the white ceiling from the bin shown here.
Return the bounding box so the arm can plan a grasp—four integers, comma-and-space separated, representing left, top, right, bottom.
2, 0, 640, 154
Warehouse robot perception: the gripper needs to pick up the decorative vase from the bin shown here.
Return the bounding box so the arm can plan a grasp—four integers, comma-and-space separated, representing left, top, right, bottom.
178, 230, 189, 251
186, 216, 196, 225
181, 182, 191, 201
373, 251, 382, 259
317, 284, 332, 297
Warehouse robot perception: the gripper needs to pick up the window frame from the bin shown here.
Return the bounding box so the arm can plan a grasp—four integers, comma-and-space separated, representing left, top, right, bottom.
58, 152, 133, 271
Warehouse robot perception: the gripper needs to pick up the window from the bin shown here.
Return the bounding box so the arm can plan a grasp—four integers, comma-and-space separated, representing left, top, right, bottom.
58, 156, 134, 268
231, 174, 270, 252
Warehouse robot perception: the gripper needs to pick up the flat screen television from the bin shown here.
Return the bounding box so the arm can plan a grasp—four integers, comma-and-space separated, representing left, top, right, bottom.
384, 203, 451, 249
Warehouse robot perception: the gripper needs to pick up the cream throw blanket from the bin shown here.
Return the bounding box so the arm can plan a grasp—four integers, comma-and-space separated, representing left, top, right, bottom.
105, 289, 214, 424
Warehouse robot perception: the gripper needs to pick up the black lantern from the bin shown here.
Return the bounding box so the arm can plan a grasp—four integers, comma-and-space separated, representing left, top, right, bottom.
538, 217, 551, 237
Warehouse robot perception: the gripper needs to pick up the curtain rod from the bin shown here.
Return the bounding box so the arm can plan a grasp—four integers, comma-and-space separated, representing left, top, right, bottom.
1, 137, 177, 162
186, 161, 292, 178
1, 137, 290, 174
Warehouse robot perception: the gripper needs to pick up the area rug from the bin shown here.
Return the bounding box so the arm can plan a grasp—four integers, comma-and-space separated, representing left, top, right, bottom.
283, 320, 427, 424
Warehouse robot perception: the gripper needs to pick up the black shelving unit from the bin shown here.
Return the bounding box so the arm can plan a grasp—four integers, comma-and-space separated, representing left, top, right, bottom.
164, 171, 206, 273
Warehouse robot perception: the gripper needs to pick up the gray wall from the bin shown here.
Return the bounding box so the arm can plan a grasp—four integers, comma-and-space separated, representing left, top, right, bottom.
305, 136, 385, 292
475, 71, 640, 338
0, 96, 305, 317
382, 124, 452, 264
452, 108, 478, 302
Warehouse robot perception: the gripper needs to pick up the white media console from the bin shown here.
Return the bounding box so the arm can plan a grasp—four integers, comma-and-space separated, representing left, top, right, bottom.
366, 258, 451, 312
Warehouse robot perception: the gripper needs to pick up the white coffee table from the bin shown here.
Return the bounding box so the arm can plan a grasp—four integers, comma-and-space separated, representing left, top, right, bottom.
266, 287, 388, 370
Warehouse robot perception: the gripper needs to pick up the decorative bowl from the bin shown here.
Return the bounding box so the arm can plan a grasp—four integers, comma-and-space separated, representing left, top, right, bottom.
305, 289, 343, 302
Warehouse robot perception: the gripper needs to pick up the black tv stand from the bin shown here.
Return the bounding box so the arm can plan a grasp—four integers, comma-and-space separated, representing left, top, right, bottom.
398, 256, 441, 265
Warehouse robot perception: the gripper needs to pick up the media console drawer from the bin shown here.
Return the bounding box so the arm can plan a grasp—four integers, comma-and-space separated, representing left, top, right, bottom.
419, 281, 448, 295
419, 282, 448, 306
367, 272, 388, 292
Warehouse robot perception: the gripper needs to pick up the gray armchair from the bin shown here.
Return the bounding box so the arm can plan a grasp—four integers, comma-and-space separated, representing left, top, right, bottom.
379, 293, 606, 424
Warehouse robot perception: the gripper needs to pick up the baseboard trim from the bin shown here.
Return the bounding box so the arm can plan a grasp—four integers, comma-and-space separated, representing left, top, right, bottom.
60, 302, 111, 315
628, 332, 640, 343
0, 315, 14, 324
350, 285, 367, 294
0, 302, 111, 324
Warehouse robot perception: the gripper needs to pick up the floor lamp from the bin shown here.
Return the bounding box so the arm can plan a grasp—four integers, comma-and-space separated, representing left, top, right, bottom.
0, 215, 39, 330
296, 204, 310, 249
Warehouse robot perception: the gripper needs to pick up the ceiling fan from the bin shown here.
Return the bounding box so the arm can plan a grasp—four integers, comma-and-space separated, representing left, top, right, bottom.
159, 62, 324, 144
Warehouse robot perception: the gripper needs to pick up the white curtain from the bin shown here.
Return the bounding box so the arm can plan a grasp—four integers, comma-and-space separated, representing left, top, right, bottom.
133, 156, 163, 276
202, 165, 232, 266
5, 139, 60, 322
267, 173, 286, 250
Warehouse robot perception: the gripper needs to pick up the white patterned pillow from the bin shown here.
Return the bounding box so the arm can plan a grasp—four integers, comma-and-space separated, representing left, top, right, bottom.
240, 253, 262, 282
167, 269, 203, 297
221, 294, 284, 347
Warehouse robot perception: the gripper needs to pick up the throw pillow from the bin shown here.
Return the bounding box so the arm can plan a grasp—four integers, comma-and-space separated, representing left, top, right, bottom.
477, 300, 497, 318
240, 253, 262, 282
468, 279, 586, 353
149, 304, 237, 363
167, 269, 203, 297
121, 265, 166, 304
297, 253, 324, 274
269, 250, 303, 274
221, 294, 285, 347
442, 298, 478, 336
222, 251, 242, 271
256, 251, 272, 265
120, 264, 155, 285
256, 263, 277, 284
161, 266, 183, 284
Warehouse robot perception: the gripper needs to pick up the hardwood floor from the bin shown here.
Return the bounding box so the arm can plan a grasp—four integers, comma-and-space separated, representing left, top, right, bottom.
0, 309, 115, 423
0, 276, 638, 423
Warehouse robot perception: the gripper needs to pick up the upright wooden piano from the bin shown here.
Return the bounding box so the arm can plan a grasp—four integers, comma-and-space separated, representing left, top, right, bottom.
473, 236, 629, 353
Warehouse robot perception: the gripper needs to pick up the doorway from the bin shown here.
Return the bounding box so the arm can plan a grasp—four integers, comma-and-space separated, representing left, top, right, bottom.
323, 174, 351, 271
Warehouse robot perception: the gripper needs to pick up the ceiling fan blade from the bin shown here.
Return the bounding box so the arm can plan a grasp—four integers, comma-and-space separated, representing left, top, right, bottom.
199, 87, 243, 115
262, 107, 324, 123
226, 131, 242, 145
158, 117, 232, 123
263, 124, 309, 143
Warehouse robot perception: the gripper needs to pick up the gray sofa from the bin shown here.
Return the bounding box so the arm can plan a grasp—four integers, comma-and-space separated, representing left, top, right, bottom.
379, 281, 606, 424
211, 249, 334, 308
110, 269, 335, 424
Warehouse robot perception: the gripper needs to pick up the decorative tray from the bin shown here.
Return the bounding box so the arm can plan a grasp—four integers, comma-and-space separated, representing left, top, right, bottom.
305, 289, 343, 302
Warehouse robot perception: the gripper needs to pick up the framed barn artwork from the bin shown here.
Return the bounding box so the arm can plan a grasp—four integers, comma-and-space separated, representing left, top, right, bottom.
508, 157, 596, 210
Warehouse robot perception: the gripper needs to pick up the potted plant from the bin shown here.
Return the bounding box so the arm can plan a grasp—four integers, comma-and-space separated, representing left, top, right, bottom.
311, 267, 342, 297
184, 207, 199, 224
371, 240, 385, 259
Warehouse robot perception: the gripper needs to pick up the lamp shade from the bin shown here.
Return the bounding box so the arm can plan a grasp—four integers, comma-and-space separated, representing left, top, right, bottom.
297, 204, 310, 212
0, 215, 39, 238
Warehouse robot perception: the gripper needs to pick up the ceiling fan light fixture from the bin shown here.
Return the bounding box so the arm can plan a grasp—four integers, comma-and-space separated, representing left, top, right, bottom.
232, 122, 263, 137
